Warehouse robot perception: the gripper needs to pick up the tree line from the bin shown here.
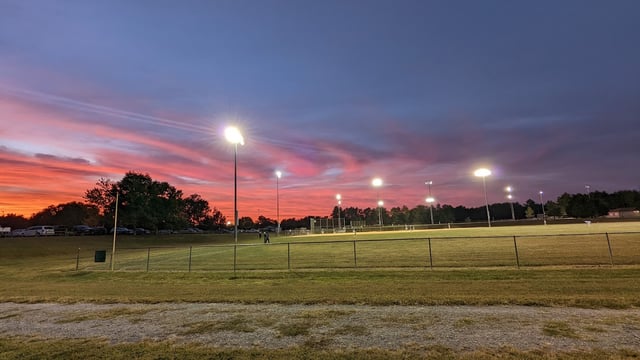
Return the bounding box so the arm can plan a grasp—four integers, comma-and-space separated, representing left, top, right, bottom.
1, 171, 639, 231
1, 172, 226, 232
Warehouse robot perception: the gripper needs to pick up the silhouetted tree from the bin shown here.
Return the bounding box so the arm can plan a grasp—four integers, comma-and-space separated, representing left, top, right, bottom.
238, 216, 255, 230
30, 202, 100, 226
0, 213, 29, 229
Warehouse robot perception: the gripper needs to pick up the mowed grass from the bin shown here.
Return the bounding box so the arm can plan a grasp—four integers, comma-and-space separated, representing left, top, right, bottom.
0, 222, 639, 307
75, 222, 640, 271
3, 337, 639, 360
2, 222, 640, 359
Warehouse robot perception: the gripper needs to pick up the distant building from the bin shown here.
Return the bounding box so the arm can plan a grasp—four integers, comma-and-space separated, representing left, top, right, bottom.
607, 208, 640, 218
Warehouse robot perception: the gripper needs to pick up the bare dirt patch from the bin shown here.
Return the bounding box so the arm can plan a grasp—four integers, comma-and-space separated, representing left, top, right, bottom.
1, 303, 639, 351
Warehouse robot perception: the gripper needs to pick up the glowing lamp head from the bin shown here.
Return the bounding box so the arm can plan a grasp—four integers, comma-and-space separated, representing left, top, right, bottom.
275, 170, 282, 179
426, 197, 435, 204
474, 168, 491, 177
336, 194, 341, 201
224, 126, 244, 145
377, 200, 384, 207
372, 178, 383, 187
505, 186, 512, 192
507, 194, 513, 200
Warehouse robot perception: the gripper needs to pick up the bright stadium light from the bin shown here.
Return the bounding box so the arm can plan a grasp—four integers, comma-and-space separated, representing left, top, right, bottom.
474, 168, 492, 227
275, 170, 282, 235
225, 126, 244, 245
336, 194, 342, 230
372, 178, 383, 227
505, 186, 515, 221
425, 180, 434, 225
539, 190, 547, 225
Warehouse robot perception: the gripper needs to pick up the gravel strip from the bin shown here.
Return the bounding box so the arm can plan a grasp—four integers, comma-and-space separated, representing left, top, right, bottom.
1, 302, 639, 351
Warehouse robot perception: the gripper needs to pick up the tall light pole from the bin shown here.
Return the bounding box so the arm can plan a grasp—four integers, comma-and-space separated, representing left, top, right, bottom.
474, 168, 492, 228
372, 178, 383, 227
225, 126, 244, 244
336, 194, 342, 230
110, 192, 119, 271
539, 190, 547, 225
505, 186, 515, 221
275, 170, 282, 235
425, 180, 434, 225
425, 197, 435, 225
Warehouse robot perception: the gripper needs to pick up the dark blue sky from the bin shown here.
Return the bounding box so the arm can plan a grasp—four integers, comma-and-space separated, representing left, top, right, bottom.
1, 0, 639, 218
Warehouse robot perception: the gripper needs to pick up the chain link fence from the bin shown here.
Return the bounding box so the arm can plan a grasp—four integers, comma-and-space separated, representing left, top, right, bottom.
76, 232, 640, 272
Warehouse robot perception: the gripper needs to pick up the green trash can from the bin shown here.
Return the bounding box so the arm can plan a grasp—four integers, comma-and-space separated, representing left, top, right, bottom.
94, 250, 107, 263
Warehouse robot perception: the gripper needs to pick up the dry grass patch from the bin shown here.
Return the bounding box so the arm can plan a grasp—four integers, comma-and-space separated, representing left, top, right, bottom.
276, 308, 355, 337
330, 324, 370, 336
453, 317, 476, 328
595, 314, 640, 326
583, 325, 608, 333
276, 321, 312, 337
55, 307, 151, 323
182, 315, 256, 334
542, 321, 580, 339
0, 311, 21, 320
382, 312, 441, 327
295, 308, 354, 320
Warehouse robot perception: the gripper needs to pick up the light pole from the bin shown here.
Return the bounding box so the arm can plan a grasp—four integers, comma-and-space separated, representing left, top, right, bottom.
425, 180, 434, 225
505, 186, 515, 221
336, 194, 342, 230
474, 168, 492, 228
372, 178, 383, 227
539, 190, 547, 225
425, 196, 435, 225
225, 126, 244, 244
275, 170, 282, 235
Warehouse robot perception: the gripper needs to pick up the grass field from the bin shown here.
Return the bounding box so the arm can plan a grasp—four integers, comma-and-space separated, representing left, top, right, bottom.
1, 222, 640, 359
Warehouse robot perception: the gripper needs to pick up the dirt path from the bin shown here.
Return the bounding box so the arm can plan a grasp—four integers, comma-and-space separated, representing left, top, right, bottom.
1, 303, 639, 351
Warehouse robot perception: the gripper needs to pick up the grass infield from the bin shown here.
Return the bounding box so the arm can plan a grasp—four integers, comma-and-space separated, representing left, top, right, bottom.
1, 222, 639, 306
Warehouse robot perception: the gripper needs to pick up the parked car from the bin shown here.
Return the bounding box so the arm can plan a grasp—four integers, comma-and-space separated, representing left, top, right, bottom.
23, 226, 55, 237
10, 229, 27, 237
53, 225, 69, 236
110, 227, 134, 235
90, 226, 108, 235
133, 228, 150, 235
0, 226, 10, 237
177, 228, 203, 234
72, 225, 93, 235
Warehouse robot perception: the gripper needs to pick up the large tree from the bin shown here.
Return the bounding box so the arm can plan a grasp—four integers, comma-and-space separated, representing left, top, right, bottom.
30, 202, 100, 226
84, 172, 218, 231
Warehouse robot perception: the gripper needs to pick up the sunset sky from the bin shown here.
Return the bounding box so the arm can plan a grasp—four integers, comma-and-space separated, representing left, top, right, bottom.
1, 0, 639, 221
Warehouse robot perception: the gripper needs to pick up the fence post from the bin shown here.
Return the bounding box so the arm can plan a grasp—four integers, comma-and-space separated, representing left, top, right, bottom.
188, 246, 192, 272
287, 243, 291, 271
428, 238, 433, 269
233, 245, 237, 273
146, 247, 151, 272
353, 240, 357, 268
76, 248, 80, 271
605, 232, 614, 266
513, 236, 520, 269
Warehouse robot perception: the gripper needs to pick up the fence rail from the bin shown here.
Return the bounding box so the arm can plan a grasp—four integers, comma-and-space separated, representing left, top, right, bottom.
76, 232, 640, 272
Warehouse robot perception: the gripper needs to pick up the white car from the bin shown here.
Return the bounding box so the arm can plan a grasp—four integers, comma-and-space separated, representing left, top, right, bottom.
23, 226, 55, 237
